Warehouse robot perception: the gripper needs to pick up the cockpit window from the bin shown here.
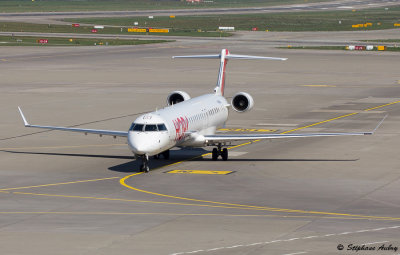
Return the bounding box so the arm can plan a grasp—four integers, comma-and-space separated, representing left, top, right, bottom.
131, 124, 144, 131
129, 123, 168, 132
157, 124, 167, 131
145, 124, 158, 132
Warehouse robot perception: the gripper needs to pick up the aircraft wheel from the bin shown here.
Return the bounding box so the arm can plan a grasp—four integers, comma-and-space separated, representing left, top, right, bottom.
212, 148, 218, 161
153, 154, 159, 159
221, 148, 228, 161
140, 155, 150, 172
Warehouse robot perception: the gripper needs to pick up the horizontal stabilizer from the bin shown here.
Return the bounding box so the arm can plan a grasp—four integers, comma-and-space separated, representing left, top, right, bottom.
172, 53, 287, 61
226, 54, 287, 61
173, 49, 287, 96
172, 54, 220, 59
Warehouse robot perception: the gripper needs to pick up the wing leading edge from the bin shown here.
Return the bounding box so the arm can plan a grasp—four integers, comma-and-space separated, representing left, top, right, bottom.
204, 132, 370, 143
204, 114, 387, 143
18, 107, 128, 137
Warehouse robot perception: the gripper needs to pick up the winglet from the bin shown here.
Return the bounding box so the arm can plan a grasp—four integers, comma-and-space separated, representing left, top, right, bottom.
18, 106, 30, 126
364, 114, 388, 135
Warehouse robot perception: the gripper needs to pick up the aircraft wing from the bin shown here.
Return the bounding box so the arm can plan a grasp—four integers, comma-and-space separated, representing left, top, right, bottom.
204, 132, 371, 143
18, 107, 128, 137
204, 114, 387, 143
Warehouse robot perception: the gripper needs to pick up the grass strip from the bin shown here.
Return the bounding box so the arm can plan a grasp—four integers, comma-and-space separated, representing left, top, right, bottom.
66, 6, 400, 32
0, 35, 170, 46
0, 0, 330, 13
0, 22, 231, 37
280, 46, 400, 52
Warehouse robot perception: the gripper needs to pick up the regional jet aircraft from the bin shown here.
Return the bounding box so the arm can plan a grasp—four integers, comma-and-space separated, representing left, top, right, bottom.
18, 49, 381, 172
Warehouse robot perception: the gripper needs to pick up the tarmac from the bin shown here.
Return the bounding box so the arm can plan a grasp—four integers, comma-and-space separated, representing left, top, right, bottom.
0, 29, 400, 255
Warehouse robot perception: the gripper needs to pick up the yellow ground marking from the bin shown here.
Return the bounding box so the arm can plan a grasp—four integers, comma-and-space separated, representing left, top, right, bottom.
302, 85, 337, 87
0, 143, 125, 151
1, 59, 7, 62
167, 170, 233, 175
0, 211, 393, 220
218, 128, 276, 132
282, 100, 400, 134
280, 112, 359, 134
120, 173, 400, 221
2, 99, 399, 220
3, 191, 400, 221
120, 99, 400, 220
364, 100, 400, 112
0, 177, 120, 191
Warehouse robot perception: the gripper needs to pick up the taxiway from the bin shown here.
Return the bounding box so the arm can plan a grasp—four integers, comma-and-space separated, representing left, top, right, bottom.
0, 31, 400, 255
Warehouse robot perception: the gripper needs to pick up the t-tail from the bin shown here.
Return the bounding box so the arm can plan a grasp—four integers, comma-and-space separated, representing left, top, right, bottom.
173, 49, 287, 96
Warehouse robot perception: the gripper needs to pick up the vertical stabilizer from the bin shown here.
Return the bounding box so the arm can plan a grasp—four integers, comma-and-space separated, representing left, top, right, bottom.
173, 49, 287, 97
215, 49, 229, 96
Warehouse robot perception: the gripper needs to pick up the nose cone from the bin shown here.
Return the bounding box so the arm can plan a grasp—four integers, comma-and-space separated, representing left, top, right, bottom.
128, 132, 149, 155
128, 131, 170, 156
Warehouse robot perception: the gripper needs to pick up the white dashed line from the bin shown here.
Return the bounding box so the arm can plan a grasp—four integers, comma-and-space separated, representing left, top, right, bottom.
207, 248, 223, 251
282, 252, 307, 255
187, 251, 204, 254
247, 242, 263, 246
169, 225, 400, 255
361, 241, 389, 246
372, 228, 387, 231
226, 245, 243, 249
303, 236, 317, 239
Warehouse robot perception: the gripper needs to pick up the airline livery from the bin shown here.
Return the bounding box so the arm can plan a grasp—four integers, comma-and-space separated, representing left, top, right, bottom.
18, 49, 379, 172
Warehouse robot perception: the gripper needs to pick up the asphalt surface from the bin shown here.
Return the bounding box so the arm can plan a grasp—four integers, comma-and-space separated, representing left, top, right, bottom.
1, 30, 400, 255
2, 28, 400, 47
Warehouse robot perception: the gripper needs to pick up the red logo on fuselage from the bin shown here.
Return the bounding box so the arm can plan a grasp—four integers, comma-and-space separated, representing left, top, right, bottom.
173, 116, 188, 141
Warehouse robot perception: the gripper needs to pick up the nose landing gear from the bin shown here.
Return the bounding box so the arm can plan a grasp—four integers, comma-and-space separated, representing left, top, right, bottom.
211, 143, 228, 161
139, 154, 150, 172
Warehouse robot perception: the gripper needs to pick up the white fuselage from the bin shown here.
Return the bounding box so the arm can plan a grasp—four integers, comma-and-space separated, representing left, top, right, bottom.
128, 94, 229, 156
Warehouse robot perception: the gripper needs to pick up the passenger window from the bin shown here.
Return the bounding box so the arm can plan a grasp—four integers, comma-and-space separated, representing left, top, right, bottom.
145, 125, 158, 132
157, 124, 167, 131
132, 124, 144, 131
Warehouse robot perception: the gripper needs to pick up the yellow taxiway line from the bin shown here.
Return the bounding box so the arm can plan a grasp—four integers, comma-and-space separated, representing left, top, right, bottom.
0, 143, 125, 151
120, 99, 400, 220
301, 85, 337, 87
167, 170, 233, 175
0, 176, 120, 191
2, 191, 400, 221
2, 98, 400, 220
0, 211, 395, 221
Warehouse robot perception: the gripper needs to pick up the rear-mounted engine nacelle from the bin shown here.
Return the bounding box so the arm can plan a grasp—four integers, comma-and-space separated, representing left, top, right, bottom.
231, 92, 254, 113
166, 91, 191, 106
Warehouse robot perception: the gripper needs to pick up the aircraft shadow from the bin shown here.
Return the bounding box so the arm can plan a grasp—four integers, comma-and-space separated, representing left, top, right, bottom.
1, 150, 134, 160
1, 149, 358, 173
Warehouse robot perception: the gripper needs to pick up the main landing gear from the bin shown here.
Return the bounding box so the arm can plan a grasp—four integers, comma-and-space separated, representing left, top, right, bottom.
153, 150, 170, 160
139, 154, 150, 173
212, 143, 228, 161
